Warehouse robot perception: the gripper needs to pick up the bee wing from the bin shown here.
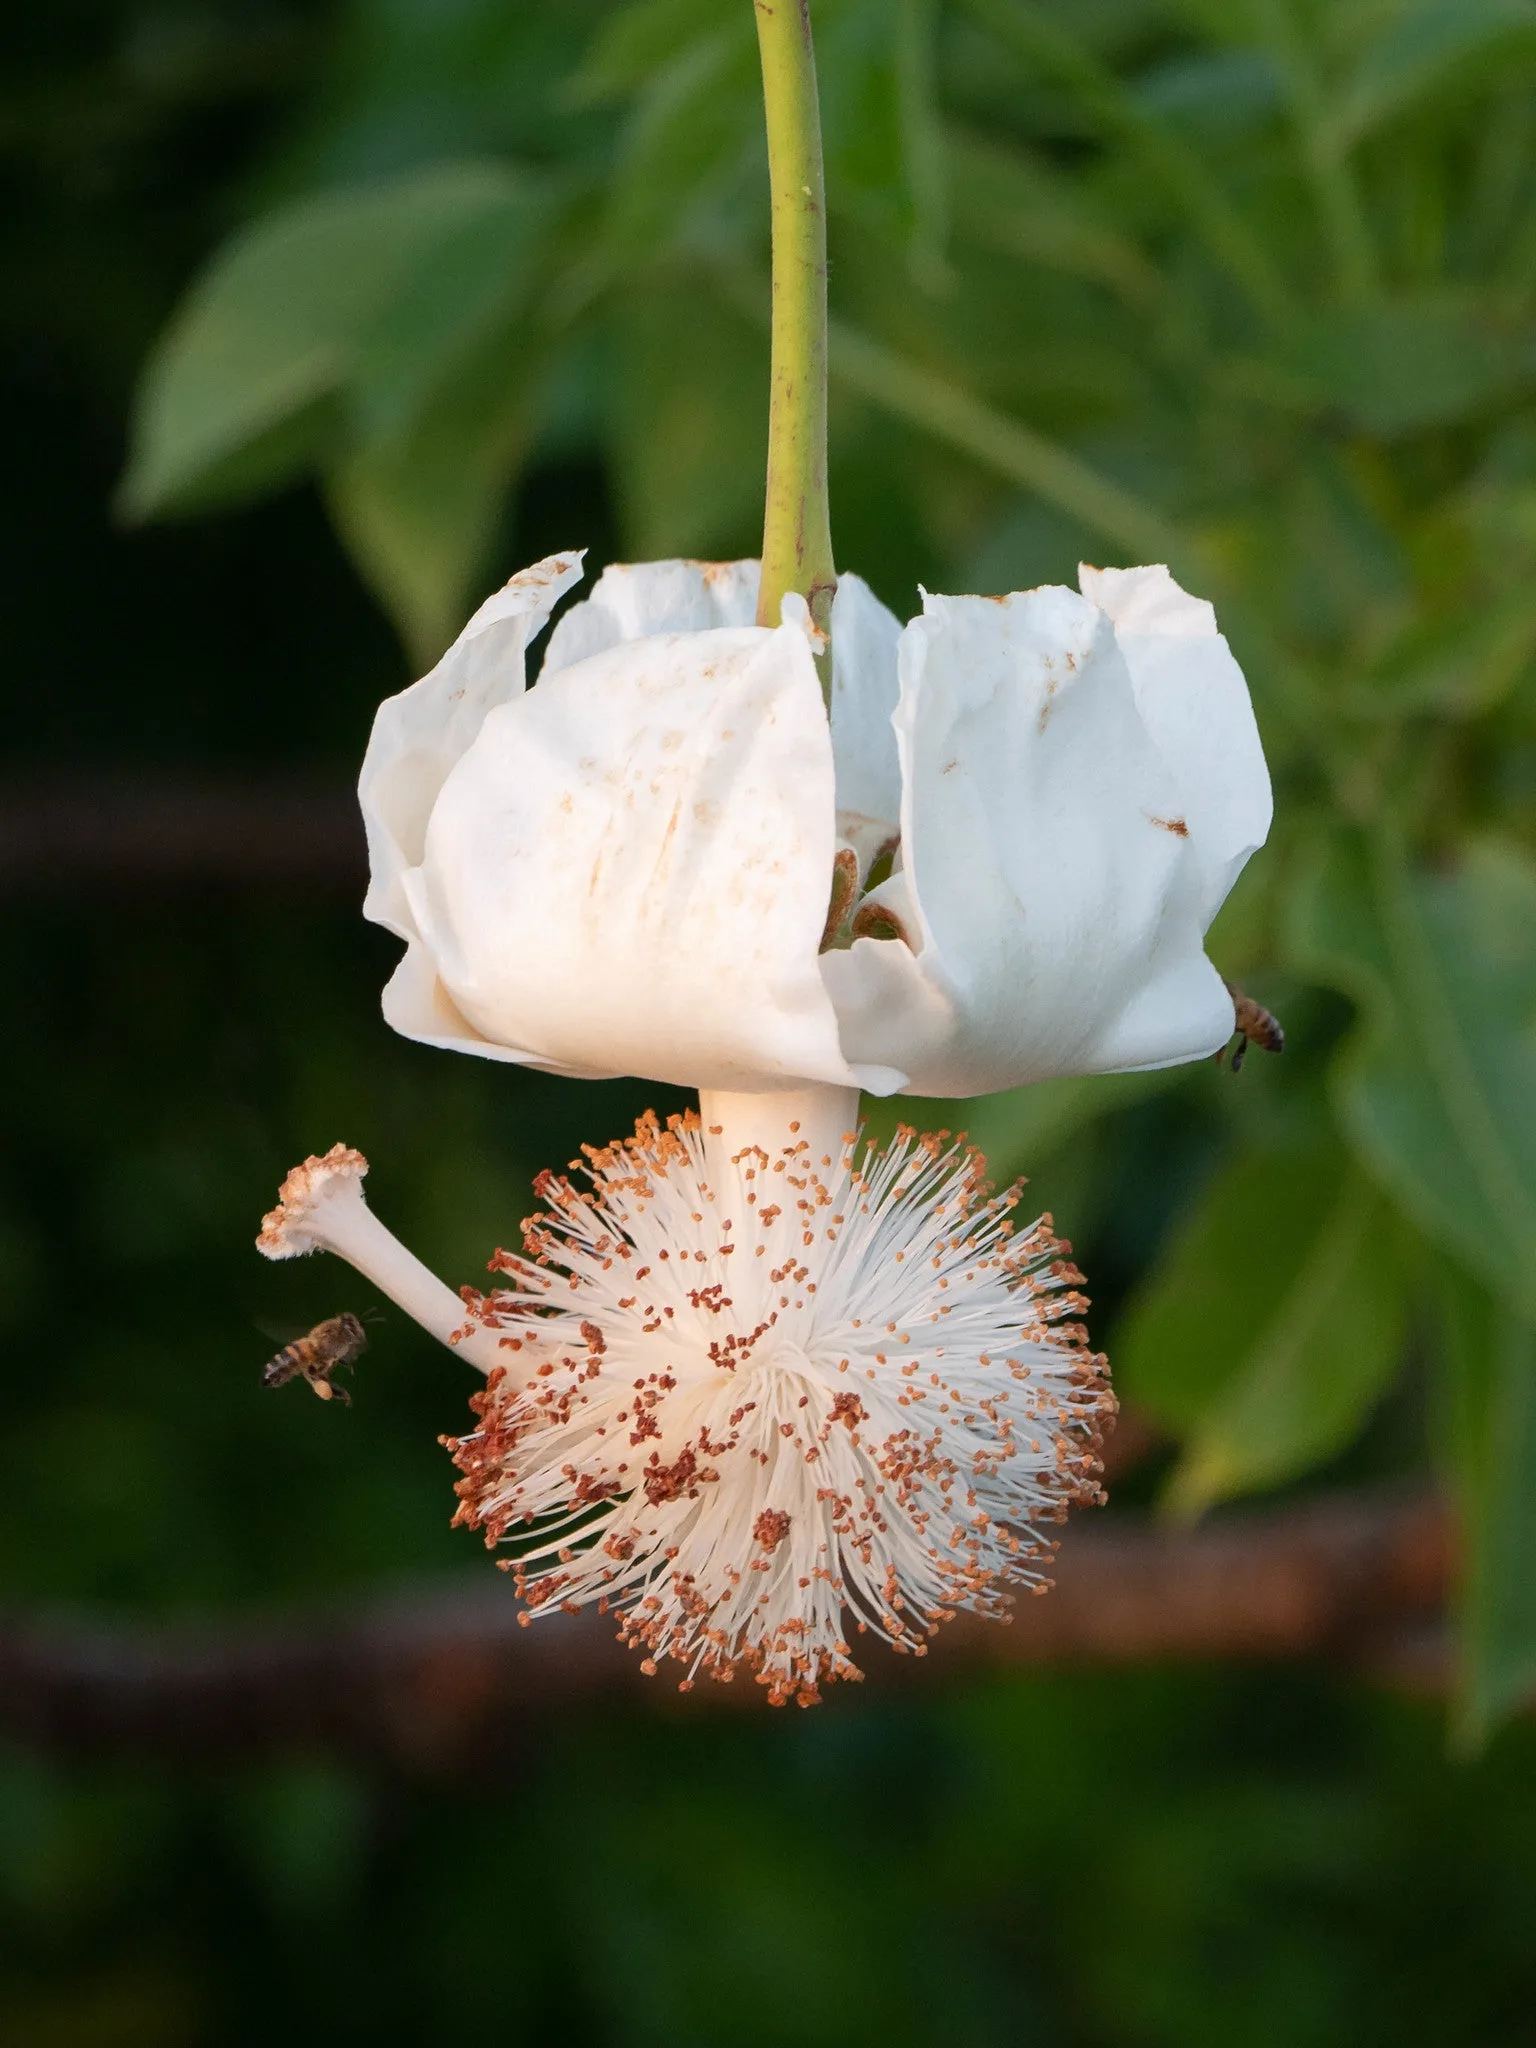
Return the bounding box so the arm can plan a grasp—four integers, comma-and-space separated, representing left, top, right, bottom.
254, 1314, 306, 1345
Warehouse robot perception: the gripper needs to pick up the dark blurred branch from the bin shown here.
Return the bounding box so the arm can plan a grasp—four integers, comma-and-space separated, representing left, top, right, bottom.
0, 1492, 1457, 1769
0, 776, 363, 893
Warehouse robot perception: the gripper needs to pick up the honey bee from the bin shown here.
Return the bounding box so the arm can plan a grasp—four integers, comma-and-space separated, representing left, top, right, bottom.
262, 1313, 369, 1405
1220, 982, 1286, 1074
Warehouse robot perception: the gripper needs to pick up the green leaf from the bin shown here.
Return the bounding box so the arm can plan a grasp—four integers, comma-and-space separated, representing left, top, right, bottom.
325, 258, 561, 662
1436, 1262, 1536, 1746
1132, 48, 1283, 136
344, 178, 559, 442
946, 128, 1160, 306
1348, 585, 1536, 720
818, 0, 950, 282
121, 163, 551, 521
824, 315, 1184, 563
265, 0, 616, 181
1117, 1137, 1409, 1519
609, 282, 767, 557
954, 0, 1292, 325
893, 0, 949, 283
1288, 831, 1536, 1314
1272, 295, 1532, 437
325, 418, 522, 672
1336, 0, 1536, 147
567, 0, 737, 105
601, 28, 761, 260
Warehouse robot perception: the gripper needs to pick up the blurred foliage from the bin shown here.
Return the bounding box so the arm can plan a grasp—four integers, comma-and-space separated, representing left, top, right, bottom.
7, 0, 1536, 2038
6, 1677, 1536, 2045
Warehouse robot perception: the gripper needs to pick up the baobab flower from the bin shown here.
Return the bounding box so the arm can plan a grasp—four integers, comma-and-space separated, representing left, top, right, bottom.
258, 546, 1266, 1698
253, 0, 1273, 1703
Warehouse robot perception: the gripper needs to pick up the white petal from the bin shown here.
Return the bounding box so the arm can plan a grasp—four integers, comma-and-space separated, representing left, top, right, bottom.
828, 573, 903, 863
1078, 561, 1217, 636
540, 558, 760, 676
359, 552, 585, 947
828, 584, 1244, 1095
408, 620, 863, 1091
1088, 952, 1237, 1073
819, 934, 952, 1097
543, 563, 904, 865
379, 939, 617, 1075
1080, 562, 1271, 929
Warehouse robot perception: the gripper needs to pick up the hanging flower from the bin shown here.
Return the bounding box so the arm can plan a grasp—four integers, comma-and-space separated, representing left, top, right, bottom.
358, 552, 1270, 1098
245, 0, 1275, 1702
260, 546, 1268, 1700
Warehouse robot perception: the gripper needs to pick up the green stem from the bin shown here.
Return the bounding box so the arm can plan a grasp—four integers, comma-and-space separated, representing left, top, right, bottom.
754, 0, 836, 653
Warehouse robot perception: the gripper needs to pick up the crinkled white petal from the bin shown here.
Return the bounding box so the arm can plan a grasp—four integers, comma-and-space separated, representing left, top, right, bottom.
1079, 563, 1271, 929
1078, 561, 1216, 636
542, 557, 905, 867
361, 551, 1268, 1100
824, 579, 1257, 1095
406, 615, 871, 1091
360, 551, 585, 950
828, 573, 903, 863
540, 557, 761, 676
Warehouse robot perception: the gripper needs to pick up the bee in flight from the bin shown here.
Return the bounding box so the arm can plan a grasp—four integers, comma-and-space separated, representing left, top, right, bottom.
262, 1312, 369, 1405
1220, 982, 1286, 1074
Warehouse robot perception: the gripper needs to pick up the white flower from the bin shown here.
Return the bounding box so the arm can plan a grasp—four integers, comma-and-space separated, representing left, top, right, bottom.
268, 548, 1267, 1698
359, 552, 1270, 1097
259, 1087, 1112, 1703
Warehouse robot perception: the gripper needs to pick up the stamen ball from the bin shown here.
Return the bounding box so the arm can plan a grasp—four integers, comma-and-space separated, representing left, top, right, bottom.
445, 1111, 1113, 1705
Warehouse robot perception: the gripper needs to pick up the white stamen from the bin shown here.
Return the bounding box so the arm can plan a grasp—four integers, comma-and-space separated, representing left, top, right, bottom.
445, 1084, 1112, 1704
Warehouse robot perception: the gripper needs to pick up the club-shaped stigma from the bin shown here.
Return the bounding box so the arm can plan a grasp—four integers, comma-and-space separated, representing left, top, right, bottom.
256, 1145, 502, 1372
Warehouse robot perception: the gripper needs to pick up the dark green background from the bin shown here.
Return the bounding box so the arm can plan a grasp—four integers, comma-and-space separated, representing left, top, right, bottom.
4, 2, 1536, 2041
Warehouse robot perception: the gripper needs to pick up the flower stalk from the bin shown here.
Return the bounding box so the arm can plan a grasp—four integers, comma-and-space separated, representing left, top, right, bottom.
754, 0, 837, 663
